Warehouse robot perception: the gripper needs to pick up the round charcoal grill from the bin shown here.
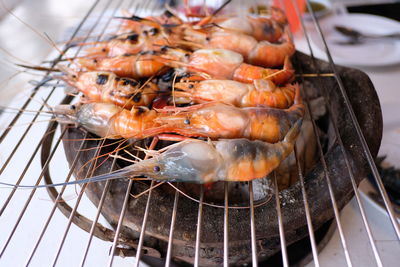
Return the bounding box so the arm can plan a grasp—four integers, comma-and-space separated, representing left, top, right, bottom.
0, 0, 399, 267
49, 51, 381, 266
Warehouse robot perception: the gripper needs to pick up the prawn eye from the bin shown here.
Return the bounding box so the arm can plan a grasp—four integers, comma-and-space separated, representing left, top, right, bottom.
71, 105, 76, 110
127, 33, 139, 42
184, 119, 190, 125
153, 166, 160, 172
160, 45, 169, 52
96, 74, 108, 85
164, 10, 173, 18
122, 79, 129, 86
188, 84, 194, 89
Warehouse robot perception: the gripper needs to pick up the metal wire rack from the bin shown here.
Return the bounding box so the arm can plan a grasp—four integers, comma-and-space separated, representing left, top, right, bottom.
0, 0, 399, 266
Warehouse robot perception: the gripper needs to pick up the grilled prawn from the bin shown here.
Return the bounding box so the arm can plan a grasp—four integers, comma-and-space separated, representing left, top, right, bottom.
74, 119, 302, 183
152, 91, 303, 143
78, 53, 166, 79
173, 79, 297, 108
54, 83, 302, 142
159, 48, 294, 84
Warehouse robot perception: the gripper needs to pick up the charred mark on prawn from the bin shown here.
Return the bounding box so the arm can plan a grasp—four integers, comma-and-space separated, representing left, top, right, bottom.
96, 74, 109, 85
160, 45, 170, 52
137, 107, 147, 115
230, 141, 258, 159
164, 10, 174, 18
149, 28, 159, 36
263, 23, 275, 35
133, 92, 142, 103
127, 33, 139, 42
161, 69, 175, 82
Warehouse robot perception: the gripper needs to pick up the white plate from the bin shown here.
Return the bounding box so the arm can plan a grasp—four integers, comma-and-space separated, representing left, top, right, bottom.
309, 14, 400, 67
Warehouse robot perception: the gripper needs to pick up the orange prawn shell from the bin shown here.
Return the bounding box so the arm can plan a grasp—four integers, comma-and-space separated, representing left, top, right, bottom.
188, 49, 243, 79
206, 31, 258, 60
78, 55, 166, 79
155, 99, 304, 143
247, 16, 283, 42
248, 40, 295, 68
233, 57, 294, 85
226, 155, 281, 181
112, 107, 159, 139
175, 79, 297, 108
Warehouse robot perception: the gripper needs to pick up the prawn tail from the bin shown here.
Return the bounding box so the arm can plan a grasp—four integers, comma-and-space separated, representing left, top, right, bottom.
284, 118, 303, 144
283, 56, 293, 71
292, 83, 302, 105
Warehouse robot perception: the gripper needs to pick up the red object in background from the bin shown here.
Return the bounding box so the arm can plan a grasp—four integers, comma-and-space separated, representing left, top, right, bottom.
274, 0, 306, 33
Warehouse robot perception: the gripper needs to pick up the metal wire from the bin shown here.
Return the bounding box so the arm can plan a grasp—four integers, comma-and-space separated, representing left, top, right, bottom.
292, 3, 384, 266
303, 0, 400, 240
292, 1, 388, 266
166, 188, 180, 266
294, 147, 320, 267
273, 172, 289, 267
194, 186, 204, 267
223, 182, 229, 267
249, 181, 258, 267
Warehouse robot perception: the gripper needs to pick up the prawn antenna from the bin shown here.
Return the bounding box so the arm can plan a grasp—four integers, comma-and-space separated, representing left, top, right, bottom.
0, 168, 136, 189
15, 64, 61, 73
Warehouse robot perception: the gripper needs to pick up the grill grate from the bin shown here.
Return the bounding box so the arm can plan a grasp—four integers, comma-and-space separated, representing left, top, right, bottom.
0, 0, 398, 266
